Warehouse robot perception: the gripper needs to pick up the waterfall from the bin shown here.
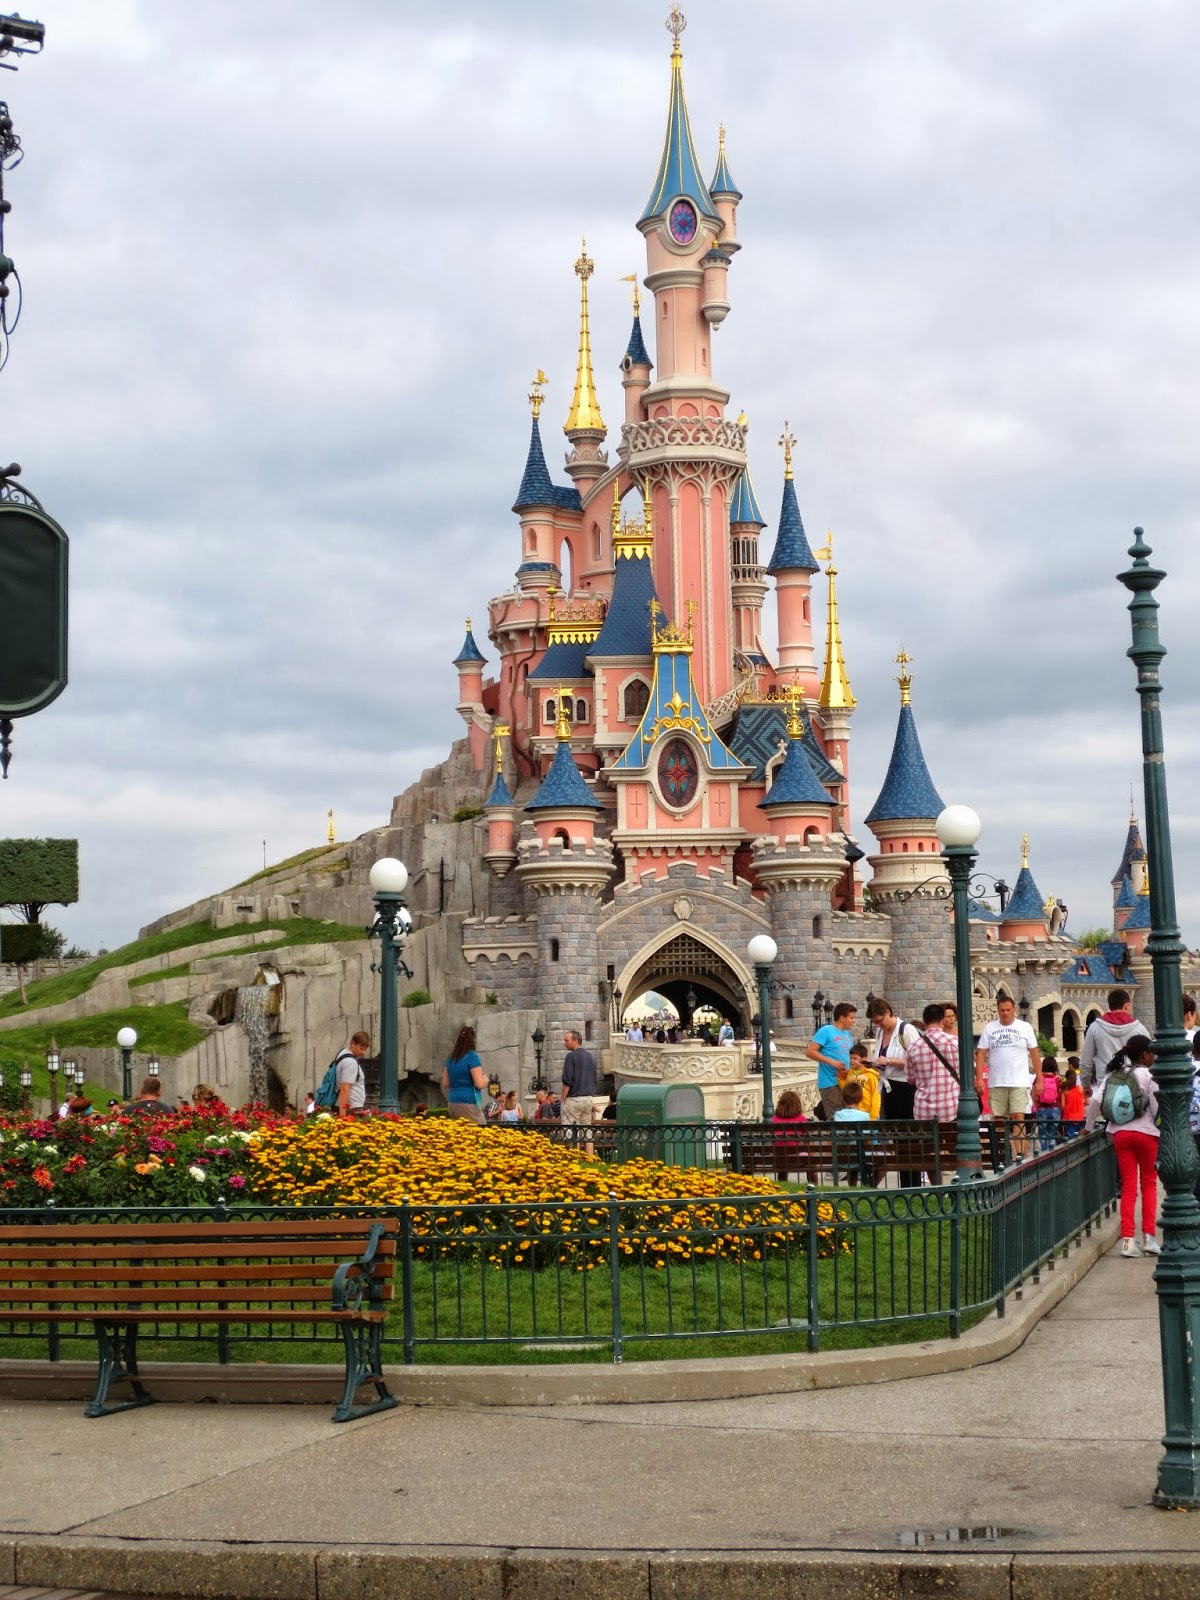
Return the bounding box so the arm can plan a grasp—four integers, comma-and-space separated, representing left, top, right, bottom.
234, 985, 271, 1105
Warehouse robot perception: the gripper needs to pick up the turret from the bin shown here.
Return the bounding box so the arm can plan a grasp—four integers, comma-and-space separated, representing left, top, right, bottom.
1112, 810, 1148, 900
512, 374, 560, 594
619, 276, 653, 424
1114, 872, 1137, 931
1123, 880, 1151, 956
865, 656, 945, 899
562, 239, 608, 488
766, 424, 820, 697
708, 123, 742, 255
524, 692, 605, 848
757, 691, 836, 844
453, 619, 489, 771
998, 834, 1050, 943
483, 724, 518, 878
728, 464, 768, 671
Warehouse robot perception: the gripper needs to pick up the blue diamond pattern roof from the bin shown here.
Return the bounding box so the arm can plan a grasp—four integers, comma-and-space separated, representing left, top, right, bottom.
729, 468, 766, 528
529, 640, 594, 682
709, 139, 742, 199
526, 740, 603, 811
1062, 953, 1117, 986
1101, 940, 1130, 972
516, 561, 558, 576
864, 704, 944, 824
1124, 893, 1151, 930
512, 416, 554, 512
485, 770, 514, 808
766, 474, 819, 573
590, 550, 657, 659
453, 625, 486, 666
726, 703, 841, 788
759, 736, 835, 809
639, 52, 720, 226
625, 313, 652, 368
1001, 866, 1046, 923
1114, 875, 1137, 910
1112, 817, 1146, 884
552, 484, 582, 512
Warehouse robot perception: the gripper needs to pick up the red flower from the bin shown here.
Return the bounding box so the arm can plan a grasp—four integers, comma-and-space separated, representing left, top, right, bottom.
63, 1154, 87, 1176
31, 1165, 54, 1191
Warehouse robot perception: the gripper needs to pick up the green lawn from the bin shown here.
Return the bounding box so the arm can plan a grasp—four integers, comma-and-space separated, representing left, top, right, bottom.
0, 1002, 206, 1101
233, 846, 344, 888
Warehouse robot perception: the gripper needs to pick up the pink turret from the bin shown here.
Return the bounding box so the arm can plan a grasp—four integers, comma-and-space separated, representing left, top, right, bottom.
766, 426, 820, 699
453, 619, 490, 772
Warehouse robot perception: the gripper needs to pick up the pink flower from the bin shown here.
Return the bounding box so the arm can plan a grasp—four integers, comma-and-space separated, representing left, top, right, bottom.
228, 1173, 246, 1190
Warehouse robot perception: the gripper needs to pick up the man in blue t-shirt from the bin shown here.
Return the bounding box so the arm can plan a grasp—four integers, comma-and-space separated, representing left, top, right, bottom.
806, 1002, 858, 1120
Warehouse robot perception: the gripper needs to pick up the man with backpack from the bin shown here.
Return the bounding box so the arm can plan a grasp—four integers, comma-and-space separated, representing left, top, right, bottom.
314, 1031, 371, 1116
1079, 988, 1143, 1091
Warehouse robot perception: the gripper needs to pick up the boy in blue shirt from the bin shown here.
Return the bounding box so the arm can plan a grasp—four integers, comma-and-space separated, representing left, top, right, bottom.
806, 1002, 858, 1120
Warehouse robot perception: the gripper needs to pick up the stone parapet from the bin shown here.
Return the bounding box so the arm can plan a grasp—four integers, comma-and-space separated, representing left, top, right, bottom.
515, 830, 615, 899
750, 836, 847, 893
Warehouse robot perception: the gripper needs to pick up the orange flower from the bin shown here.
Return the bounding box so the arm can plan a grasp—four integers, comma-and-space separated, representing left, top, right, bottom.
31, 1165, 53, 1191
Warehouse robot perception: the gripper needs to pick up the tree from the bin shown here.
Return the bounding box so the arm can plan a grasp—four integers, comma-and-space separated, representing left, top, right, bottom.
0, 838, 79, 925
1075, 928, 1111, 951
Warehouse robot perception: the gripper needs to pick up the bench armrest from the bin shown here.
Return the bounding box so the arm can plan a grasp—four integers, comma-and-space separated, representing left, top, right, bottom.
331, 1221, 389, 1313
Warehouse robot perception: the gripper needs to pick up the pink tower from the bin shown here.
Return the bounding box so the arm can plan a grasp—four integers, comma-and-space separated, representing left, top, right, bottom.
766, 424, 821, 700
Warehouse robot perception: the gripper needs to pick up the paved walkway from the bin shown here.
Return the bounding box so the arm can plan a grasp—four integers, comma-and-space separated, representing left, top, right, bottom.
1, 1235, 1195, 1599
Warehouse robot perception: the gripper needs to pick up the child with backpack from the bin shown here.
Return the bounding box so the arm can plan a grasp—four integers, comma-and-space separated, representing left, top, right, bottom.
1086, 1035, 1159, 1257
1034, 1059, 1061, 1150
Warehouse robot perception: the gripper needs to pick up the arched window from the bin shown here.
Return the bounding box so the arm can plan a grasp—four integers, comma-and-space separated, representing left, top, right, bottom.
592, 523, 602, 559
784, 996, 794, 1021
812, 915, 823, 939
803, 597, 810, 623
576, 700, 587, 723
544, 699, 556, 724
623, 680, 650, 720
552, 828, 570, 847
584, 1020, 594, 1042
526, 531, 536, 553
549, 938, 560, 963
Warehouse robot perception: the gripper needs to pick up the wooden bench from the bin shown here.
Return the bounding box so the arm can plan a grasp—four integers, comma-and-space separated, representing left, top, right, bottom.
0, 1215, 399, 1423
722, 1122, 963, 1186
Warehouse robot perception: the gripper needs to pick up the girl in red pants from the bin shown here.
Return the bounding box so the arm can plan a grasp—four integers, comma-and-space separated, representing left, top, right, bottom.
1086, 1036, 1160, 1257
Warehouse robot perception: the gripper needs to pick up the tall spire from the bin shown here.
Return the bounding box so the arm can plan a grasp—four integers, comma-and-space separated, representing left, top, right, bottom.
638, 7, 719, 228
564, 239, 605, 436
512, 374, 555, 512
815, 533, 856, 711
709, 123, 742, 200
619, 273, 652, 368
766, 423, 819, 573
865, 662, 943, 826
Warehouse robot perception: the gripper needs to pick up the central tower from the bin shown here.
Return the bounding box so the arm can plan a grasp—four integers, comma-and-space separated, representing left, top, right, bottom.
621, 6, 746, 708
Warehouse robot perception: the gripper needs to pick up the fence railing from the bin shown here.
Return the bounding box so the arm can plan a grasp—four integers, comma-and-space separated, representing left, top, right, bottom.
0, 1130, 1117, 1366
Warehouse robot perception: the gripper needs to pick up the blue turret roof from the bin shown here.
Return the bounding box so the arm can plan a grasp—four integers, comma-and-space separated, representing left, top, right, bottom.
526, 740, 603, 812
968, 898, 1001, 923
759, 736, 835, 810
528, 640, 594, 682
1114, 875, 1137, 911
624, 313, 652, 368
766, 474, 819, 574
485, 770, 514, 808
709, 136, 742, 199
1112, 815, 1146, 884
453, 624, 486, 666
1124, 893, 1151, 930
639, 49, 720, 227
1001, 866, 1046, 924
729, 469, 766, 528
865, 704, 944, 824
590, 552, 657, 659
512, 415, 555, 513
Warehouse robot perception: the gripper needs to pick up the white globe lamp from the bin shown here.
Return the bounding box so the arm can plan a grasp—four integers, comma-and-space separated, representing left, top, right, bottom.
369, 857, 409, 895
747, 934, 778, 967
936, 805, 982, 850
116, 1026, 138, 1050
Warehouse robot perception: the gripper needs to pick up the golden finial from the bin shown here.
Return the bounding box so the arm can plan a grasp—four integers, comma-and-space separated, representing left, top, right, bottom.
565, 238, 605, 436
528, 370, 547, 419
554, 687, 572, 742
326, 808, 336, 845
493, 722, 510, 774
816, 530, 856, 711
619, 273, 641, 317
611, 479, 622, 535
1021, 832, 1030, 870
1139, 861, 1150, 895
778, 421, 796, 480
785, 683, 805, 739
719, 122, 727, 154
894, 646, 913, 707
736, 409, 748, 428
666, 4, 687, 57
465, 616, 472, 632
1043, 891, 1057, 919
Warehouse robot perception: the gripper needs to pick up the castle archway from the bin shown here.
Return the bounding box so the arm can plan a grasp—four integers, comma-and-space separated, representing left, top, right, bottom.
617, 928, 756, 1029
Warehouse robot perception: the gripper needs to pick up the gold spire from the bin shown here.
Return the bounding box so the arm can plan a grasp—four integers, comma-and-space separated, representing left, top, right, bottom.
719, 121, 727, 155
666, 4, 686, 58
894, 647, 913, 707
785, 683, 804, 739
554, 688, 573, 742
326, 808, 336, 845
492, 722, 510, 775
1021, 832, 1030, 870
778, 421, 796, 480
612, 478, 654, 559
814, 532, 856, 711
619, 273, 641, 316
564, 238, 605, 436
528, 370, 547, 419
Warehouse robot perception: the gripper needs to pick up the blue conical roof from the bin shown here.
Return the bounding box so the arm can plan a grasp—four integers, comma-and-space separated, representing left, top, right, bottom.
526, 740, 603, 812
512, 415, 555, 513
1112, 816, 1146, 885
865, 704, 944, 824
759, 736, 835, 810
624, 313, 652, 368
1124, 892, 1151, 930
709, 135, 742, 200
639, 49, 720, 227
1114, 875, 1137, 911
590, 551, 657, 658
485, 770, 514, 808
766, 474, 819, 573
729, 469, 765, 528
1002, 866, 1046, 923
453, 624, 486, 666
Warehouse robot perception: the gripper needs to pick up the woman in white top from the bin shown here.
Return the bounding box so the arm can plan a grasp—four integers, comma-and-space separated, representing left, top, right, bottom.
866, 997, 922, 1188
1085, 1035, 1159, 1257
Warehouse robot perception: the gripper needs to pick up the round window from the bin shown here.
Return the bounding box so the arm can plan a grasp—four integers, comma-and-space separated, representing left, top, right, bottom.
668, 198, 698, 245
657, 737, 699, 808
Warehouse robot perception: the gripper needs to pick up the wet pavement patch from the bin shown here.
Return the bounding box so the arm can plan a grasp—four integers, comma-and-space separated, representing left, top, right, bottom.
897, 1525, 1040, 1548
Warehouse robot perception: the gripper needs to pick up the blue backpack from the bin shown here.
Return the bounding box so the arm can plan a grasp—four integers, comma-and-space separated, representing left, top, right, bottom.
314, 1050, 354, 1110
1101, 1067, 1147, 1127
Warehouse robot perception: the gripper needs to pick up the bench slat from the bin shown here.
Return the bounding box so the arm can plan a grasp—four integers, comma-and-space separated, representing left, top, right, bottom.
0, 1238, 397, 1264
0, 1219, 399, 1243
0, 1263, 390, 1285
0, 1306, 390, 1323
0, 1282, 394, 1305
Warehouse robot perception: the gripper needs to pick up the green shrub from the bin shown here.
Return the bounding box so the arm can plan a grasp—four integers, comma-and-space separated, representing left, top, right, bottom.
452, 804, 485, 822
485, 992, 499, 1006
403, 989, 432, 1008
1037, 1034, 1059, 1059
0, 839, 79, 910
1, 923, 46, 964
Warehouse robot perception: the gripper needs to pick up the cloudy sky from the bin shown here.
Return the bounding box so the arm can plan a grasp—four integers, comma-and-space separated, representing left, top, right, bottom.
3, 0, 1199, 951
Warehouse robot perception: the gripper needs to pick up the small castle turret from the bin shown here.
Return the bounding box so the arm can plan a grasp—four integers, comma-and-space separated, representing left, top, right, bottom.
766, 424, 820, 698
619, 277, 653, 424
512, 376, 561, 594
729, 464, 768, 673
757, 690, 836, 844
453, 618, 489, 770
483, 725, 518, 878
998, 834, 1050, 943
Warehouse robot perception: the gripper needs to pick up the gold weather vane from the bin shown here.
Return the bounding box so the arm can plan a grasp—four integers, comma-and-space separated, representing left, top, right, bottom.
619, 273, 641, 316
326, 808, 336, 845
493, 723, 510, 775
894, 646, 913, 707
778, 421, 796, 480
785, 683, 805, 739
1021, 832, 1030, 870
666, 4, 687, 56
528, 370, 548, 418
554, 687, 573, 742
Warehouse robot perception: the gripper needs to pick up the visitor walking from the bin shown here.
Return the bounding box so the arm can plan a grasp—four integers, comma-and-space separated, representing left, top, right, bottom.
626, 1021, 644, 1042
1060, 1065, 1086, 1138
905, 1004, 960, 1122
806, 1001, 858, 1119
975, 997, 1042, 1158
1034, 1059, 1062, 1150
1079, 988, 1142, 1091
1086, 1035, 1160, 1256
561, 1030, 604, 1132
441, 1026, 487, 1123
866, 997, 921, 1185
335, 1031, 370, 1117
718, 1019, 735, 1046
123, 1076, 177, 1116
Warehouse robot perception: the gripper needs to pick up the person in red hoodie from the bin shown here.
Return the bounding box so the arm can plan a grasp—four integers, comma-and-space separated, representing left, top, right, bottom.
1079, 988, 1144, 1092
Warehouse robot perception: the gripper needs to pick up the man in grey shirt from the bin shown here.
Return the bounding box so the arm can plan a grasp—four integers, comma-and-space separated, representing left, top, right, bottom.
336, 1031, 370, 1116
561, 1031, 603, 1130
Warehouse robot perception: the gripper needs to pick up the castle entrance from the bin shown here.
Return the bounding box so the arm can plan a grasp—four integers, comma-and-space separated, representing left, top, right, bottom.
619, 931, 754, 1031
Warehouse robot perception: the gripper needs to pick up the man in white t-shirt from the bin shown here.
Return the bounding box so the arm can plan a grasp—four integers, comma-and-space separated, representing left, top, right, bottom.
626, 1022, 644, 1043
976, 998, 1042, 1148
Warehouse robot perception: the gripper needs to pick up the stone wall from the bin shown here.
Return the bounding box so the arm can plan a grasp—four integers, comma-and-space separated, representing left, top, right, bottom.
880, 892, 957, 1018
536, 888, 606, 1044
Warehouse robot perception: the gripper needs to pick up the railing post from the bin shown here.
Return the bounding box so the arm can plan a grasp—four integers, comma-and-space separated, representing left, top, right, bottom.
949, 1185, 962, 1339
400, 1202, 416, 1366
805, 1191, 820, 1352
608, 1193, 623, 1365
731, 1121, 744, 1176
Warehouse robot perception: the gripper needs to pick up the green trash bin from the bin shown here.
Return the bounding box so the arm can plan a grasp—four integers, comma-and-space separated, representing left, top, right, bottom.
615, 1083, 707, 1168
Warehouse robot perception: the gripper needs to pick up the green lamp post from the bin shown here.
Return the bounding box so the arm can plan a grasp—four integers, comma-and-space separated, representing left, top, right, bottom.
935, 804, 984, 1180
367, 857, 413, 1116
1117, 527, 1200, 1509
747, 934, 778, 1118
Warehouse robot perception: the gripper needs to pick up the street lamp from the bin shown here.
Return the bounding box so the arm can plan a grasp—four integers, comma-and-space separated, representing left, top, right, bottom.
1118, 526, 1200, 1509
64, 1057, 78, 1093
530, 1026, 548, 1094
367, 857, 412, 1116
147, 1056, 160, 1079
747, 934, 778, 1118
1018, 995, 1031, 1025
935, 804, 985, 1179
19, 1061, 31, 1110
116, 1026, 137, 1101
46, 1039, 60, 1117
811, 990, 825, 1032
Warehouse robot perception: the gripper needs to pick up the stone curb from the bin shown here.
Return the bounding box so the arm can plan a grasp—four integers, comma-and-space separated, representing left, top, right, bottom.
9, 1540, 1200, 1600
0, 1213, 1117, 1409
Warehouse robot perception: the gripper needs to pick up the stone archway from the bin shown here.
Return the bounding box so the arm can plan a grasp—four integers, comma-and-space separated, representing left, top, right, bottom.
618, 929, 756, 1028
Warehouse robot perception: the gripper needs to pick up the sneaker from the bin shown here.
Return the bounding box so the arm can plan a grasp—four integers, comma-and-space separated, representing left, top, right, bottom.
1142, 1235, 1161, 1255
1120, 1238, 1142, 1258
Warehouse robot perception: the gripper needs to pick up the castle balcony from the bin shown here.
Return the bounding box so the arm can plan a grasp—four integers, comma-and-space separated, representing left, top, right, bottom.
619, 415, 747, 476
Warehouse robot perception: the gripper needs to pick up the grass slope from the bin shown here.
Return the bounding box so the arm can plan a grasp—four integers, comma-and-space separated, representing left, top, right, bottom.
0, 1002, 205, 1102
